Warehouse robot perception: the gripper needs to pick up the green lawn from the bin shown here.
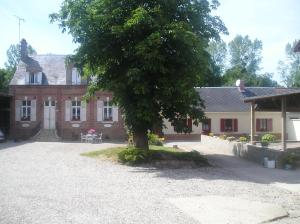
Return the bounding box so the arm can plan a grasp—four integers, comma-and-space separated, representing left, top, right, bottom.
82, 145, 208, 167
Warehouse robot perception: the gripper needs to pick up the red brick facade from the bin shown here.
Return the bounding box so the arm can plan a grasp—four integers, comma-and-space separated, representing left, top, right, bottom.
10, 85, 127, 140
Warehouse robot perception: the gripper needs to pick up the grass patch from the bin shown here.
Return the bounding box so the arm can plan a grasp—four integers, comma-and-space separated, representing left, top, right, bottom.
82, 145, 208, 167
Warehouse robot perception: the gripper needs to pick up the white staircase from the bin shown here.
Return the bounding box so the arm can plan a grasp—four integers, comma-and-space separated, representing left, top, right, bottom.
32, 129, 61, 142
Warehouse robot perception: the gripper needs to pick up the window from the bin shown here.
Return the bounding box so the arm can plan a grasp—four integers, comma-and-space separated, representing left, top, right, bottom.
221, 119, 238, 132
29, 73, 38, 84
71, 100, 81, 121
173, 118, 193, 133
103, 100, 112, 121
256, 119, 272, 132
72, 68, 81, 85
202, 119, 211, 133
21, 100, 31, 121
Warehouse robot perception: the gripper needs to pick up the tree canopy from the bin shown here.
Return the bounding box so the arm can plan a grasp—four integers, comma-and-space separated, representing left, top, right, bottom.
51, 0, 227, 149
278, 40, 300, 87
208, 35, 278, 87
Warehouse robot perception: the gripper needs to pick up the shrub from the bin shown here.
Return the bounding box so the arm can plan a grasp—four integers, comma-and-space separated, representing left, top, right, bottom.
208, 132, 214, 137
261, 134, 275, 143
226, 136, 236, 142
148, 133, 163, 146
282, 153, 298, 165
219, 134, 227, 140
118, 148, 149, 165
239, 136, 248, 142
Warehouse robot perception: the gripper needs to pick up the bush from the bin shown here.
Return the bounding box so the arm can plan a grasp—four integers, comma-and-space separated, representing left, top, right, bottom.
208, 132, 214, 137
261, 134, 275, 143
118, 147, 149, 165
219, 134, 227, 140
148, 133, 163, 146
282, 153, 298, 165
239, 136, 248, 142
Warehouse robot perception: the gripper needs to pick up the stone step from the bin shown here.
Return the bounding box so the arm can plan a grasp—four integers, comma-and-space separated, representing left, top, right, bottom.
32, 129, 61, 142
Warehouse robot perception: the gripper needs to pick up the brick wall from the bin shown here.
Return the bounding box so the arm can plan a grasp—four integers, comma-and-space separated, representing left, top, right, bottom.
10, 85, 127, 140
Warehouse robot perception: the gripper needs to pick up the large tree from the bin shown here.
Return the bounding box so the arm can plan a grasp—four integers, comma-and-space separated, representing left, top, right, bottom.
278, 40, 300, 87
51, 0, 227, 150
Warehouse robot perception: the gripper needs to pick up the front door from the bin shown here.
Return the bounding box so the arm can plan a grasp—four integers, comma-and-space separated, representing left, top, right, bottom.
44, 100, 56, 129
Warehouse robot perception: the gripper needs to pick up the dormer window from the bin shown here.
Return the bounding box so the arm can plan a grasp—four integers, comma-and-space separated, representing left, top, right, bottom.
26, 72, 42, 85
29, 73, 38, 84
72, 68, 81, 85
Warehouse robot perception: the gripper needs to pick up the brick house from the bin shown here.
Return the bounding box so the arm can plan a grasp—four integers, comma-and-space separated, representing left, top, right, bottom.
10, 39, 126, 140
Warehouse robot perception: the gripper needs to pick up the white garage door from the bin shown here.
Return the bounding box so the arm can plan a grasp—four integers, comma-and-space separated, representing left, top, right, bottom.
287, 118, 300, 141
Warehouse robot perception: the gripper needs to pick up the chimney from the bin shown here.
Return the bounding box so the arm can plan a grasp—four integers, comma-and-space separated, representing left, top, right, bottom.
20, 38, 28, 60
235, 79, 245, 92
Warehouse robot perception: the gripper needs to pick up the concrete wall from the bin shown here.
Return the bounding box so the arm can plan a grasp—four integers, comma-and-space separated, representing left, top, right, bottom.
200, 135, 287, 167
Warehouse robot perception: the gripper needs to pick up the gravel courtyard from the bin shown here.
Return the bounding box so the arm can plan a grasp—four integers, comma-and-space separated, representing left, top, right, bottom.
0, 141, 299, 224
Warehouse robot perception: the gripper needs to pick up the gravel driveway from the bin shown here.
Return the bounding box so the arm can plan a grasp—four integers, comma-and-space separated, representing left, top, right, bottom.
0, 141, 299, 224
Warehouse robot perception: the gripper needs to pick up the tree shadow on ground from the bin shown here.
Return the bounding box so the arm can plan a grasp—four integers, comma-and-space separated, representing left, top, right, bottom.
129, 153, 300, 186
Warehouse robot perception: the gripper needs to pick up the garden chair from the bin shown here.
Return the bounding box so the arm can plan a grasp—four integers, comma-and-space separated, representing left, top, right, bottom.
80, 133, 87, 143
95, 133, 103, 143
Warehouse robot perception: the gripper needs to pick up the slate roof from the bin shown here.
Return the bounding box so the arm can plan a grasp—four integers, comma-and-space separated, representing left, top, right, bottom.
196, 87, 300, 112
10, 54, 67, 85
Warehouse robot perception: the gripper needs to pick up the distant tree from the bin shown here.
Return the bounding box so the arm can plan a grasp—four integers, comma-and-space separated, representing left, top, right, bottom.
1, 43, 36, 92
228, 35, 262, 74
5, 43, 36, 74
207, 39, 227, 75
278, 40, 300, 87
222, 35, 278, 87
51, 0, 227, 150
0, 69, 11, 92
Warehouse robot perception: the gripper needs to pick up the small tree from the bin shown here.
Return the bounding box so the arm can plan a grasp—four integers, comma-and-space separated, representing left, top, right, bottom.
50, 0, 227, 150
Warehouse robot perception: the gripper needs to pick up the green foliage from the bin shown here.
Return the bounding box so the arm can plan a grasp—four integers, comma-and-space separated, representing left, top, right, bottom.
208, 132, 214, 137
221, 35, 278, 87
278, 40, 300, 87
282, 153, 298, 165
0, 69, 11, 92
147, 132, 163, 146
50, 0, 227, 149
5, 43, 36, 74
118, 147, 149, 165
219, 134, 226, 140
261, 134, 275, 143
84, 145, 208, 167
239, 136, 248, 142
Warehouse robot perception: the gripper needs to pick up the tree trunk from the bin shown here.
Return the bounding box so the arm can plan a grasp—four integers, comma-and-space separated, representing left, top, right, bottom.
133, 130, 149, 150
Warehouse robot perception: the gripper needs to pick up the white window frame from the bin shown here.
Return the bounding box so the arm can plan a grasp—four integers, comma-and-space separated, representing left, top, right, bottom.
29, 72, 38, 84
72, 68, 81, 85
103, 97, 113, 121
21, 100, 31, 121
71, 100, 81, 121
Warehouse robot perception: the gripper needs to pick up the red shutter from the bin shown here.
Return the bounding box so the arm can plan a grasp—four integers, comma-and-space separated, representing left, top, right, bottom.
256, 119, 260, 132
220, 119, 225, 132
208, 119, 211, 132
188, 118, 192, 130
234, 119, 238, 132
267, 119, 273, 131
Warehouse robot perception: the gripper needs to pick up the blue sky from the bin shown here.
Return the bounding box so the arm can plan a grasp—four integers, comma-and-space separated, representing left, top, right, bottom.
0, 0, 299, 83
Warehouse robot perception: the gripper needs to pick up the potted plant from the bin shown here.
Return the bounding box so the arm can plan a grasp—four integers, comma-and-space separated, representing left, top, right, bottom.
261, 134, 275, 147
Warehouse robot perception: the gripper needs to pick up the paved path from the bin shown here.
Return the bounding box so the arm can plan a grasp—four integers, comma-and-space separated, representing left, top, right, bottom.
0, 141, 299, 224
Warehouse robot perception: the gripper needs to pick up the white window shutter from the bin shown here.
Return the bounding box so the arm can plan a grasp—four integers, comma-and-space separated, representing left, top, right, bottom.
71, 68, 76, 84
25, 72, 29, 84
37, 72, 42, 84
97, 100, 103, 121
112, 106, 119, 122
81, 101, 87, 121
77, 72, 81, 84
31, 100, 36, 121
65, 100, 71, 121
15, 100, 21, 121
